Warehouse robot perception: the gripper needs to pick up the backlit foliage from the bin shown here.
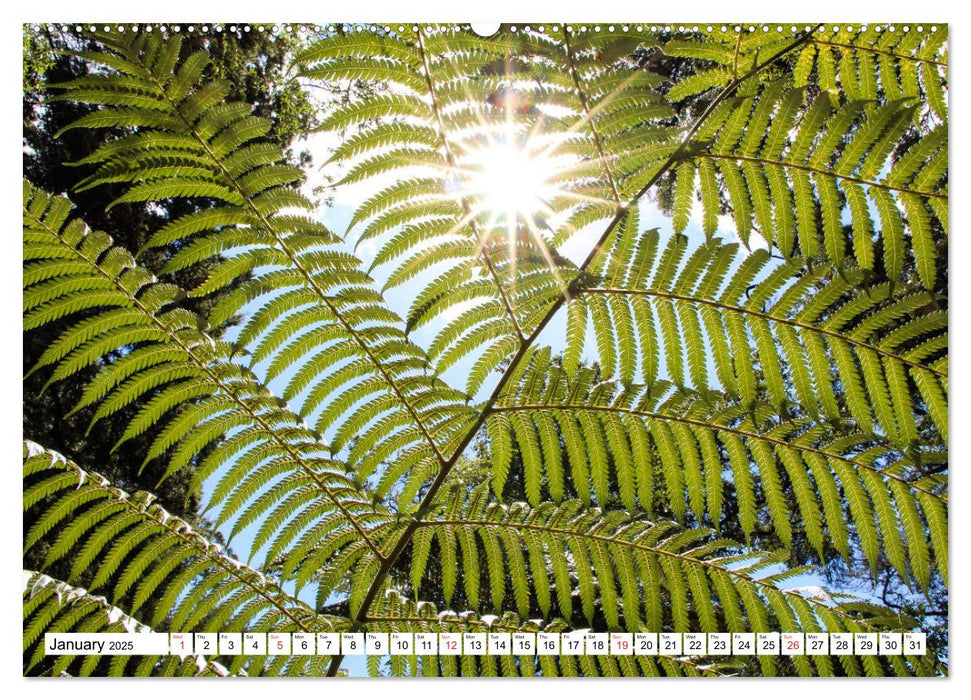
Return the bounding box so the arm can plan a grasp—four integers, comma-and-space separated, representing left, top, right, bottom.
23, 22, 947, 677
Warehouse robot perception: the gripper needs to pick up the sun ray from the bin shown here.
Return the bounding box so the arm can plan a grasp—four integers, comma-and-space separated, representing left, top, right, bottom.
414, 48, 652, 320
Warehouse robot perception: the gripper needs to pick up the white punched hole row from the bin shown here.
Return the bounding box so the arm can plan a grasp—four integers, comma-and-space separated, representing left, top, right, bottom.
38, 23, 940, 36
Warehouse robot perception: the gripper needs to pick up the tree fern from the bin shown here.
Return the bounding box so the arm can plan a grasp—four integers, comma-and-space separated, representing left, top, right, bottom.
566, 224, 947, 445
486, 353, 945, 585
48, 29, 477, 489
23, 23, 947, 678
665, 27, 948, 287
24, 441, 338, 676
23, 569, 233, 677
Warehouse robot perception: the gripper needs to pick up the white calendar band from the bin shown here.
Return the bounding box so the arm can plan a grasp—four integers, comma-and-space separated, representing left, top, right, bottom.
46, 631, 928, 657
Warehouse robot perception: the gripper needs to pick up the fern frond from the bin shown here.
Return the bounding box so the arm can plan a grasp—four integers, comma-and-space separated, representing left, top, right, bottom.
50, 30, 474, 493
683, 85, 946, 282
570, 228, 947, 446
23, 570, 230, 677
24, 182, 394, 562
399, 482, 923, 677
488, 357, 947, 586
302, 24, 679, 363
793, 27, 948, 120
24, 442, 343, 677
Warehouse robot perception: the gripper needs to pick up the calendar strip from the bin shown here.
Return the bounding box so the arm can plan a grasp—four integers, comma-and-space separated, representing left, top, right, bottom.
47, 632, 927, 657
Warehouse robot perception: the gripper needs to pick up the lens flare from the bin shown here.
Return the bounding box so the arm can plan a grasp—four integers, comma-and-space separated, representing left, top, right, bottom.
464, 140, 555, 223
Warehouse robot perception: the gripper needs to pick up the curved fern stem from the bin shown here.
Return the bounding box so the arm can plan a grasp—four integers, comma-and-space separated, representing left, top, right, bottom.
122, 38, 450, 466
699, 152, 948, 202
584, 287, 947, 379
731, 27, 745, 78
415, 27, 526, 343
490, 404, 945, 503
562, 27, 623, 205
23, 190, 388, 558
810, 39, 948, 68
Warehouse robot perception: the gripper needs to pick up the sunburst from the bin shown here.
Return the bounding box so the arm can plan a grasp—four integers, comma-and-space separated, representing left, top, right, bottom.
462, 135, 558, 226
